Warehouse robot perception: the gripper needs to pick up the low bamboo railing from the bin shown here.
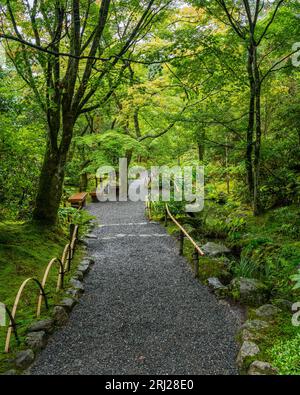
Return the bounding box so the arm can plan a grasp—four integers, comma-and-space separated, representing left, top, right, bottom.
4, 224, 79, 353
146, 200, 205, 277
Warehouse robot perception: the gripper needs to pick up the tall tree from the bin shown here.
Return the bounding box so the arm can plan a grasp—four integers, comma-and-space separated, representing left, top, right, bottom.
0, 0, 168, 224
195, 0, 296, 214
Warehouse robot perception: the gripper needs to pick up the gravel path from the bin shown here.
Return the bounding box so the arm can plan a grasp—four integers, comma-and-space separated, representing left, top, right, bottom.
30, 201, 241, 375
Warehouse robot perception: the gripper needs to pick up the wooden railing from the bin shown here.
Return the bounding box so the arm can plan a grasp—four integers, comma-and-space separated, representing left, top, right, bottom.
165, 203, 205, 278
146, 200, 205, 278
4, 224, 79, 353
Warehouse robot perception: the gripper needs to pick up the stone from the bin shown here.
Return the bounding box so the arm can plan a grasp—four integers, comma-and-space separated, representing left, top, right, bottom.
272, 298, 293, 312
78, 239, 89, 247
74, 270, 84, 281
201, 242, 231, 257
53, 306, 69, 326
1, 369, 17, 375
28, 319, 55, 334
254, 304, 281, 320
236, 341, 260, 369
86, 233, 97, 239
240, 329, 264, 342
77, 262, 90, 275
85, 257, 95, 265
229, 277, 269, 306
69, 278, 85, 293
15, 350, 35, 370
60, 297, 78, 312
248, 360, 278, 375
207, 277, 228, 298
241, 319, 269, 332
25, 331, 47, 351
66, 288, 81, 299
207, 277, 224, 290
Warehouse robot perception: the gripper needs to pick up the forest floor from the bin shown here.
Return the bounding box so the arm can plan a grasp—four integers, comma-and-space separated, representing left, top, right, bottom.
0, 221, 85, 373
1, 200, 299, 374
29, 200, 242, 375
162, 200, 300, 375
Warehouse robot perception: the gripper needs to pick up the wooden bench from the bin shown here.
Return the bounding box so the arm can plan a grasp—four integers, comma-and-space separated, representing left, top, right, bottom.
68, 192, 88, 209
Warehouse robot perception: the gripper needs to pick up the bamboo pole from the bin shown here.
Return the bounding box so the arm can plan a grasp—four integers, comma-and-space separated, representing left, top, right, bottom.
165, 204, 205, 257
5, 278, 48, 353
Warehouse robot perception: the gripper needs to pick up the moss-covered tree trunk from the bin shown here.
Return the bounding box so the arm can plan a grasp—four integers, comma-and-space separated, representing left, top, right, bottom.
33, 120, 73, 225
253, 49, 262, 215
33, 144, 66, 224
246, 45, 255, 200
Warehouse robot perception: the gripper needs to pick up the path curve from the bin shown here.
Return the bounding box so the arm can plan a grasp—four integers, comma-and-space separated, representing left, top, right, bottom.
30, 201, 241, 375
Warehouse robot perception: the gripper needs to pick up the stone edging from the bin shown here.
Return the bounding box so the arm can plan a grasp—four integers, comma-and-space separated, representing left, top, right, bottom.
2, 256, 95, 375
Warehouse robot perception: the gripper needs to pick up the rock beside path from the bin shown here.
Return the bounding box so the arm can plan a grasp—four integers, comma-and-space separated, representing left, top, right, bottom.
60, 297, 78, 312
248, 360, 278, 375
229, 277, 268, 306
241, 319, 269, 331
28, 319, 55, 335
254, 304, 281, 320
236, 341, 260, 369
201, 242, 231, 257
207, 277, 228, 298
52, 306, 69, 326
69, 279, 85, 293
15, 350, 35, 370
25, 331, 47, 352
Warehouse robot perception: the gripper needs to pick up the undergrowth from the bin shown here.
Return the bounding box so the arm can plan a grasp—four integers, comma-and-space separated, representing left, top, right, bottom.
0, 208, 92, 373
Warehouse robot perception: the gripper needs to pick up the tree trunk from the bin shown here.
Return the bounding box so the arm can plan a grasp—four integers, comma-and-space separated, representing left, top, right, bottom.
246, 45, 255, 200
33, 143, 67, 225
133, 108, 141, 138
80, 173, 88, 192
126, 149, 133, 168
196, 129, 205, 161
225, 136, 230, 194
253, 48, 262, 215
79, 152, 90, 192
33, 116, 74, 225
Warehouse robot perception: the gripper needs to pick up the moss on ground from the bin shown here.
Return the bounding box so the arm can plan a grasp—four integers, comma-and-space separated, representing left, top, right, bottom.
250, 313, 300, 375
0, 220, 86, 373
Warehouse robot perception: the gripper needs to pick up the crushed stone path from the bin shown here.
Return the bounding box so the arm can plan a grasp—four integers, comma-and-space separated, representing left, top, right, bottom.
30, 201, 241, 375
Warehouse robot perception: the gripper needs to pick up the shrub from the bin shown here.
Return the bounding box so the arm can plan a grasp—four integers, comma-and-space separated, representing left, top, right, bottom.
230, 256, 258, 279
266, 333, 300, 375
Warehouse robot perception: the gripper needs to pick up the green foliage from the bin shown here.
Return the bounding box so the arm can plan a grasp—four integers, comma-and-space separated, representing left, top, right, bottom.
291, 269, 300, 291
258, 314, 300, 375
198, 257, 231, 284
266, 334, 300, 375
0, 220, 83, 364
75, 130, 147, 171
0, 71, 44, 220
0, 0, 300, 375
58, 207, 95, 233
151, 199, 187, 216
230, 256, 257, 279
